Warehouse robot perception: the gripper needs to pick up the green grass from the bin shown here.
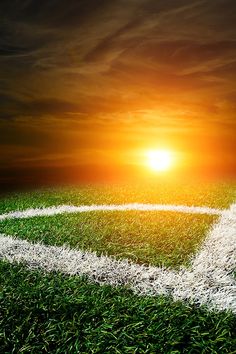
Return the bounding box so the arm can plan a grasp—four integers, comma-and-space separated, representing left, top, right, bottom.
0, 181, 235, 268
0, 181, 235, 352
0, 211, 216, 268
0, 181, 235, 213
0, 261, 235, 354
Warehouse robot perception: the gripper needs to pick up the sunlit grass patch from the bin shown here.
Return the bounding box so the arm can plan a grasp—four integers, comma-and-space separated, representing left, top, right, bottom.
0, 211, 217, 268
0, 181, 235, 214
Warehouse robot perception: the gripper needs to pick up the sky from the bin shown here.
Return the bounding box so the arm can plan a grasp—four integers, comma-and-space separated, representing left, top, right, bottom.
0, 0, 236, 188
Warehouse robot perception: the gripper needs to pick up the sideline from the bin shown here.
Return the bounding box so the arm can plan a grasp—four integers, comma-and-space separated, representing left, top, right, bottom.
0, 203, 224, 222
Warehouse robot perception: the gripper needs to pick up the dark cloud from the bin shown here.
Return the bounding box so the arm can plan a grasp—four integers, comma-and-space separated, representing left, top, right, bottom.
1, 0, 110, 28
0, 94, 87, 119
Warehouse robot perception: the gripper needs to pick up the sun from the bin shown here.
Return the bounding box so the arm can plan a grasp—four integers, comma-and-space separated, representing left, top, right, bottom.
146, 149, 173, 172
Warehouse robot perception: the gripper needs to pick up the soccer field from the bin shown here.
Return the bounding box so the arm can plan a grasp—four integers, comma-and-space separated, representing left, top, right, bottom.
0, 181, 235, 353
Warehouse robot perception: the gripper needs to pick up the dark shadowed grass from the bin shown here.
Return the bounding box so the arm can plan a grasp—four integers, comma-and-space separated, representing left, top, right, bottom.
0, 261, 235, 354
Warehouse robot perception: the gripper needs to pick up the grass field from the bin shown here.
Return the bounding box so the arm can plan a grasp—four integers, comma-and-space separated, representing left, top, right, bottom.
0, 181, 235, 353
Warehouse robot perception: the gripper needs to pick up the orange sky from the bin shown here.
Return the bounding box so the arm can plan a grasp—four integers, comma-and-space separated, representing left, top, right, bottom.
0, 0, 236, 188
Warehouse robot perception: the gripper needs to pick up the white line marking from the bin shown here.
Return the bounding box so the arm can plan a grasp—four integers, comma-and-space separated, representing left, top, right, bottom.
0, 203, 224, 222
0, 203, 235, 313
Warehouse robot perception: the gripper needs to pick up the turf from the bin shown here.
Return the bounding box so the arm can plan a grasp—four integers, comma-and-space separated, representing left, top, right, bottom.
0, 181, 235, 213
0, 181, 235, 352
0, 261, 235, 354
0, 211, 216, 268
0, 181, 234, 268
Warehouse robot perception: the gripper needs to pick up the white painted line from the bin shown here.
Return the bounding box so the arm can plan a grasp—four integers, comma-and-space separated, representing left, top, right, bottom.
0, 203, 224, 222
0, 203, 235, 313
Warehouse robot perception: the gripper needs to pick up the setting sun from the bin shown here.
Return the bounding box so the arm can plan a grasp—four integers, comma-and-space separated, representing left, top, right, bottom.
147, 150, 173, 172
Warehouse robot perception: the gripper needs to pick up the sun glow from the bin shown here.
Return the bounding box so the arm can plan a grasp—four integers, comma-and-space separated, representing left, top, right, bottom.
147, 149, 173, 172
